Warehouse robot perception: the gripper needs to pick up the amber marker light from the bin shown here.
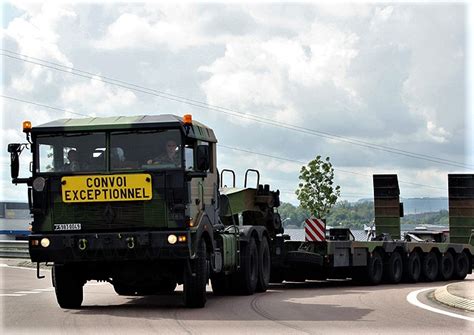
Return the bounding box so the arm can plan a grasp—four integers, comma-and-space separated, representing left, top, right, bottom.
178, 235, 187, 243
23, 121, 32, 133
183, 114, 192, 125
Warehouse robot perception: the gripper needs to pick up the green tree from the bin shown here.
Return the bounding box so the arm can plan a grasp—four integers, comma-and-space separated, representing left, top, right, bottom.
295, 156, 341, 219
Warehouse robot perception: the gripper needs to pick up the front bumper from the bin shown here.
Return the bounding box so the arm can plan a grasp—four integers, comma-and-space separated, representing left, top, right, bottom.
29, 231, 191, 263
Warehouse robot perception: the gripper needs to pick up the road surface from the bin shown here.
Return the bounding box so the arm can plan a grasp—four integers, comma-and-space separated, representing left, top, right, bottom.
1, 262, 473, 334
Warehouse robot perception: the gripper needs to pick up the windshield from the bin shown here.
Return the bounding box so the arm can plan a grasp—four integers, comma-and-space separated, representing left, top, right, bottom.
36, 129, 183, 173
110, 129, 182, 170
36, 133, 106, 173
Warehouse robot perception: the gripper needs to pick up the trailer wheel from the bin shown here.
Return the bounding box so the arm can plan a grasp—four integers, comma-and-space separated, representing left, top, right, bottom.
385, 252, 403, 284
184, 239, 208, 308
366, 251, 383, 285
453, 252, 469, 280
53, 264, 84, 309
404, 251, 421, 283
438, 252, 454, 281
237, 237, 259, 295
256, 236, 271, 292
422, 251, 438, 282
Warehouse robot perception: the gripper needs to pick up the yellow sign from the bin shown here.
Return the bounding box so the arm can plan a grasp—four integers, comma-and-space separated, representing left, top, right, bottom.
61, 174, 152, 203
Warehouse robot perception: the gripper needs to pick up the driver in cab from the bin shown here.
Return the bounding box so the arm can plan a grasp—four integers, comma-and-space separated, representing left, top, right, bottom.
147, 140, 180, 166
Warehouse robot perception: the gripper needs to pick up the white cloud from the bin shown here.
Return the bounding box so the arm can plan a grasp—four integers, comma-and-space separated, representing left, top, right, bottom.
94, 5, 218, 51
60, 76, 137, 116
1, 3, 469, 205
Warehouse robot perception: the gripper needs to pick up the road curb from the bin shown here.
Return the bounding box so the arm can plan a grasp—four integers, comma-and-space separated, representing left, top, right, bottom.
433, 284, 474, 312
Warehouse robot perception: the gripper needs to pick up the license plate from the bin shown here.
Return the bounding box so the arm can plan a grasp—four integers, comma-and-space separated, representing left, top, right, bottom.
61, 174, 153, 203
54, 223, 82, 231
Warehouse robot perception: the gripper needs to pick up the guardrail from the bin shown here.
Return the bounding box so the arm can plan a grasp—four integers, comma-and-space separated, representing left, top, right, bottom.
0, 240, 29, 259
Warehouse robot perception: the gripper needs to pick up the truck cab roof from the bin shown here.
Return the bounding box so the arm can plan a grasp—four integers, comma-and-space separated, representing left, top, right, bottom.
31, 114, 217, 143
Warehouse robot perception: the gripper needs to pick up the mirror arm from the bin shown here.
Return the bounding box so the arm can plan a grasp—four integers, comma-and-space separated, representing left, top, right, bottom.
12, 178, 32, 185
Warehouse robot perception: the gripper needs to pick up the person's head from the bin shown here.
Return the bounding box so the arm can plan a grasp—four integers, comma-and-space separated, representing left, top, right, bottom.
166, 140, 177, 157
67, 150, 78, 163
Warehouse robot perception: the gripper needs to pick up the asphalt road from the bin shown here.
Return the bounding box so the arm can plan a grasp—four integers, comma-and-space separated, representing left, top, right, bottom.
1, 262, 473, 334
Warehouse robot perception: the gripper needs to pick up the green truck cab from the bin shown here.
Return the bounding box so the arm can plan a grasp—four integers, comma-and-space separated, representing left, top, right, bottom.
8, 114, 250, 308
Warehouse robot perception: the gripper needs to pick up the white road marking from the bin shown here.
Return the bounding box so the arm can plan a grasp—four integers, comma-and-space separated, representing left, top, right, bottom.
15, 291, 41, 294
0, 294, 25, 297
407, 287, 474, 322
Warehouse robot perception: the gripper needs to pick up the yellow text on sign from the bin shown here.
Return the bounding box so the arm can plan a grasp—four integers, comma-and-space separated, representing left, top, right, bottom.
61, 174, 152, 203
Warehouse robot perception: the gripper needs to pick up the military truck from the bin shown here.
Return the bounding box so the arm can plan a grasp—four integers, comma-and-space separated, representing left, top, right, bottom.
7, 115, 474, 309
7, 115, 291, 308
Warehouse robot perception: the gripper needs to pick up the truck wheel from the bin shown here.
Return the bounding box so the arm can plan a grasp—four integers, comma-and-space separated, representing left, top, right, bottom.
438, 252, 454, 281
404, 251, 421, 283
53, 264, 83, 309
113, 284, 137, 296
238, 237, 259, 295
184, 239, 208, 308
385, 252, 403, 284
421, 251, 438, 282
256, 236, 271, 292
366, 251, 383, 285
453, 252, 469, 280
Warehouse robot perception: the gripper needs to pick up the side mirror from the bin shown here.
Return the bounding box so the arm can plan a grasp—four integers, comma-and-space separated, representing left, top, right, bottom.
8, 143, 21, 179
196, 145, 210, 171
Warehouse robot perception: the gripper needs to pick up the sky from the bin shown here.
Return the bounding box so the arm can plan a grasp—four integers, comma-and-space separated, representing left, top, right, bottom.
1, 1, 473, 205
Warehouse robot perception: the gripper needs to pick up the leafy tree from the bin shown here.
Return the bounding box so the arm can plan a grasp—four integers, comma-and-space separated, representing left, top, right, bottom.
295, 156, 341, 219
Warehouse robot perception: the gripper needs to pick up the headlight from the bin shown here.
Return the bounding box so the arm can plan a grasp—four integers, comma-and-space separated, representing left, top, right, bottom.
167, 234, 177, 244
40, 238, 50, 248
33, 177, 46, 192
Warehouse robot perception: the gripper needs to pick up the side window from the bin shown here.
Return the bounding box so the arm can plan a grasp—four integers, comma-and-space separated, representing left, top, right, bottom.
197, 141, 211, 173
38, 144, 55, 172
184, 144, 195, 170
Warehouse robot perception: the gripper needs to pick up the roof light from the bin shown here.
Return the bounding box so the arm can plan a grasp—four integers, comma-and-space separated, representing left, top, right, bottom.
23, 121, 32, 133
183, 114, 192, 125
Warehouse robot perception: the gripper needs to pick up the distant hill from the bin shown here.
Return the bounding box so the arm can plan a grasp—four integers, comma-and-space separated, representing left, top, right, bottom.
357, 197, 448, 214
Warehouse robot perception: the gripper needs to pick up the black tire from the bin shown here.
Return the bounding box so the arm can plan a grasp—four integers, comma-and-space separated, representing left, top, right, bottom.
453, 252, 469, 280
256, 236, 271, 292
404, 252, 421, 283
236, 237, 259, 295
113, 284, 137, 296
366, 251, 383, 285
422, 251, 438, 282
384, 252, 403, 284
53, 264, 84, 309
438, 252, 454, 281
184, 239, 208, 308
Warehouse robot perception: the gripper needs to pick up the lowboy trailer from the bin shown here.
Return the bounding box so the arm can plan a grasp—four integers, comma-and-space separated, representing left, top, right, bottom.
7, 115, 473, 309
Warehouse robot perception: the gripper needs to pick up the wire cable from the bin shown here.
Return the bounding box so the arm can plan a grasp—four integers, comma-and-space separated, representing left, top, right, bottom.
2, 49, 472, 170
1, 94, 447, 192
